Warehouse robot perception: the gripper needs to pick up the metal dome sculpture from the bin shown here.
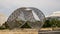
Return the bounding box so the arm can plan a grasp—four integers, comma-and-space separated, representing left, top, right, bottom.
6, 7, 45, 29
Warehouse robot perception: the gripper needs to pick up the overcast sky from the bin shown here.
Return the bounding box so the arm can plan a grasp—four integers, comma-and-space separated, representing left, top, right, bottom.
0, 0, 60, 17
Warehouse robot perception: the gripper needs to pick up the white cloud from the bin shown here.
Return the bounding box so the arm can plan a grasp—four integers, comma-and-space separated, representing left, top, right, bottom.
0, 13, 7, 26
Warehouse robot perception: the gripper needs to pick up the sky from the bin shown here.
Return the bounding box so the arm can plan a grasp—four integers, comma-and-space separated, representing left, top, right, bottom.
0, 0, 60, 18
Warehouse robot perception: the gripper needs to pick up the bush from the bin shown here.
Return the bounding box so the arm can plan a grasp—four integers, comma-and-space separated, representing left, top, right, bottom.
43, 20, 51, 28
43, 18, 60, 28
21, 21, 31, 28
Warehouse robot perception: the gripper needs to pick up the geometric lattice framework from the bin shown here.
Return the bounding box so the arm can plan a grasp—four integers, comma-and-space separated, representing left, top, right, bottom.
6, 7, 45, 29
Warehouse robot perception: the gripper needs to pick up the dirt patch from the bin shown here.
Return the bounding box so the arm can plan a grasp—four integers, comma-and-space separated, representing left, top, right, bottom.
0, 29, 38, 34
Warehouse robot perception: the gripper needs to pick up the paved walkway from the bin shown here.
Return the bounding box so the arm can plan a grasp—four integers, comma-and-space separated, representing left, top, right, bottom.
38, 30, 60, 34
